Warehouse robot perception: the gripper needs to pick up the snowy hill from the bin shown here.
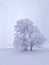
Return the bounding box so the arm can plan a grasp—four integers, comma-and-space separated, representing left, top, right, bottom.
0, 48, 49, 65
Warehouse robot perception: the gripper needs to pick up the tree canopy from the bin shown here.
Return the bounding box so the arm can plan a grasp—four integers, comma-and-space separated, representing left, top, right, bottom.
13, 19, 46, 51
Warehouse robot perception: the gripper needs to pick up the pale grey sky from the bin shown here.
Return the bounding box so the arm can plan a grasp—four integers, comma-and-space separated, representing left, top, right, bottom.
0, 0, 49, 48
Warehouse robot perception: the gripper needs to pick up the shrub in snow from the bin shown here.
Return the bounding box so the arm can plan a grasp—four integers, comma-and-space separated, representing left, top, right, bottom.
13, 19, 46, 51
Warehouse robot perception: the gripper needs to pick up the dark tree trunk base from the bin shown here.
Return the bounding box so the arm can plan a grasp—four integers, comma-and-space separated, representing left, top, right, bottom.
30, 46, 32, 51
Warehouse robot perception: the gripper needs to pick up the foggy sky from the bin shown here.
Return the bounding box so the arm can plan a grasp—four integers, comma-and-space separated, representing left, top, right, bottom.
0, 0, 49, 48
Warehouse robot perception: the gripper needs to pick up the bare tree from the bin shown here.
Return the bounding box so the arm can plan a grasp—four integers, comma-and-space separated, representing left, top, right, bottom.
13, 19, 46, 51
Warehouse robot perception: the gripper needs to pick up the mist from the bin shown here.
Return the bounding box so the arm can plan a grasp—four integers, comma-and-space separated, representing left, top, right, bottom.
0, 0, 49, 48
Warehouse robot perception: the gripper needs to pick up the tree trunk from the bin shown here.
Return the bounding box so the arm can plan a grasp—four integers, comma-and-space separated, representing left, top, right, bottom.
30, 45, 32, 51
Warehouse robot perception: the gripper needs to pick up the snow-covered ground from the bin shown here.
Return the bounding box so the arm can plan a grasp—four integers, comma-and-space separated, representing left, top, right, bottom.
0, 48, 49, 65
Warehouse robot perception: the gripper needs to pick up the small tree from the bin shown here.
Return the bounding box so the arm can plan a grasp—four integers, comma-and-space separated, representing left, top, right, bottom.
13, 19, 46, 51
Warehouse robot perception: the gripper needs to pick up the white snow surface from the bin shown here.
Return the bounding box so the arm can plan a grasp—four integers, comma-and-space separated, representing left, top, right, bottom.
0, 48, 49, 65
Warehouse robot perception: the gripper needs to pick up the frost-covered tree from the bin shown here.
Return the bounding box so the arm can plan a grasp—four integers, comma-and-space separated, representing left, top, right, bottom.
13, 19, 45, 51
